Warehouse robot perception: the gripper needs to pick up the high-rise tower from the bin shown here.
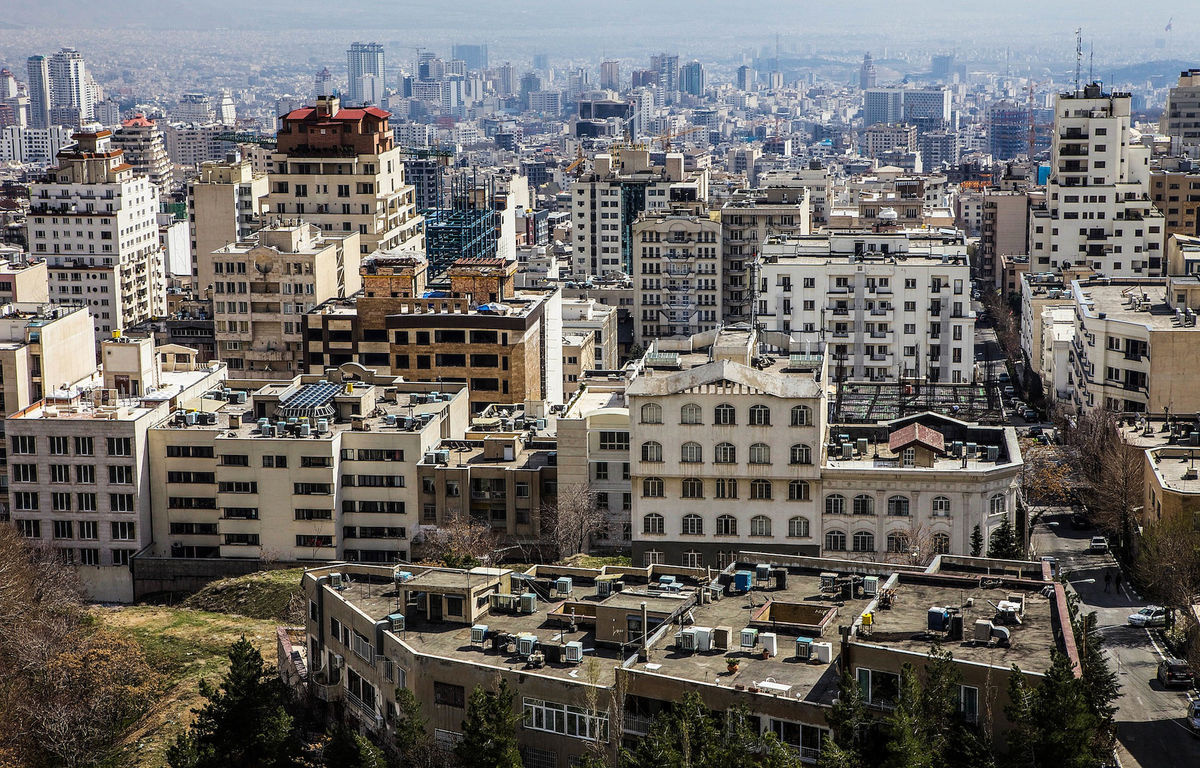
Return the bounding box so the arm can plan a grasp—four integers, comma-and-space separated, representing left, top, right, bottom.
346, 42, 385, 106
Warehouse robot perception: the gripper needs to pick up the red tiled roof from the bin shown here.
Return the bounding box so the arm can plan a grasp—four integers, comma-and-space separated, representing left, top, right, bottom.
282, 107, 316, 121
281, 106, 390, 122
888, 422, 945, 454
121, 114, 155, 127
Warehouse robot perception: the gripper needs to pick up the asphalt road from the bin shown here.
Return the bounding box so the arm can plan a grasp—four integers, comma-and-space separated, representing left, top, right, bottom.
1031, 512, 1200, 768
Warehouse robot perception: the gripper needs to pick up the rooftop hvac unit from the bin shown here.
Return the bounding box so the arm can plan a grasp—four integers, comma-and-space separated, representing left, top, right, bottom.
740, 627, 759, 649
520, 592, 537, 614
987, 445, 1000, 462
692, 626, 713, 652
555, 577, 573, 595
820, 572, 838, 592
965, 443, 977, 457
863, 576, 880, 597
760, 632, 778, 656
388, 613, 405, 632
927, 606, 949, 632
185, 411, 197, 425
331, 653, 344, 669
424, 452, 437, 465
233, 391, 247, 404
841, 442, 853, 460
300, 423, 311, 437
385, 414, 396, 426
436, 450, 450, 463
755, 563, 771, 581
676, 628, 698, 652
795, 636, 814, 661
812, 641, 833, 663
517, 634, 538, 657
329, 572, 345, 589
317, 418, 328, 433
470, 624, 489, 644
712, 625, 732, 650
597, 579, 612, 597
856, 437, 869, 455
394, 570, 413, 583
974, 619, 995, 643
951, 441, 963, 456
564, 640, 584, 663
262, 424, 275, 437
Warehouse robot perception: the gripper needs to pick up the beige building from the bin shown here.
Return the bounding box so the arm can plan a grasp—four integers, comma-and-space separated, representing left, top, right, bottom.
1160, 69, 1200, 154
978, 190, 1030, 287
187, 157, 269, 291
561, 331, 596, 397
267, 96, 423, 257
632, 207, 722, 345
207, 222, 361, 378
860, 123, 917, 159
0, 257, 50, 303
720, 187, 812, 325
0, 303, 96, 415
561, 298, 619, 370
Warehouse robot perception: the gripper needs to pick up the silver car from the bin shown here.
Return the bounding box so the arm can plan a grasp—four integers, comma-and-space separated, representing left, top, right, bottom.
1128, 606, 1167, 628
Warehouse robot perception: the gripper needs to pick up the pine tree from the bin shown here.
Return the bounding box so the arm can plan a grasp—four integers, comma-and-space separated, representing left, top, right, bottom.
1074, 609, 1121, 756
322, 723, 386, 768
392, 686, 432, 761
1008, 652, 1103, 768
987, 516, 1021, 559
455, 679, 523, 768
823, 668, 880, 765
166, 636, 300, 768
970, 524, 984, 557
883, 666, 935, 768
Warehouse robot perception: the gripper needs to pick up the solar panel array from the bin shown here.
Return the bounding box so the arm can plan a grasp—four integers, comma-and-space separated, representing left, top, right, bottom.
280, 381, 341, 410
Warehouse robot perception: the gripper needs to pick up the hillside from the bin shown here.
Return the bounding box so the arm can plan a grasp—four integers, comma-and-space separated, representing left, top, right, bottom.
180, 568, 306, 622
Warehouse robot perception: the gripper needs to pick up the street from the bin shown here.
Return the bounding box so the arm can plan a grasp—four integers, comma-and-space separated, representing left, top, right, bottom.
1031, 511, 1200, 768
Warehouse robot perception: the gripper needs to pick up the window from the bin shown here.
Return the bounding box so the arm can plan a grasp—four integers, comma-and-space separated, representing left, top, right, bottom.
853, 494, 875, 516
901, 447, 915, 467
218, 480, 258, 494
933, 532, 951, 554
959, 686, 979, 723
434, 682, 465, 708
79, 548, 100, 565
108, 465, 134, 484
523, 698, 608, 742
599, 431, 629, 451
681, 478, 704, 499
680, 403, 702, 424
53, 520, 73, 539
931, 496, 950, 517
220, 454, 249, 466
14, 492, 38, 512
852, 531, 875, 552
750, 479, 772, 500
788, 517, 810, 538
77, 493, 97, 512
643, 550, 663, 566
749, 443, 771, 464
111, 521, 136, 541
790, 405, 811, 426
887, 496, 910, 517
714, 404, 736, 425
989, 493, 1006, 516
49, 436, 69, 455
790, 444, 812, 465
74, 436, 93, 456
681, 514, 703, 535
640, 403, 662, 424
750, 515, 772, 536
11, 463, 37, 483
682, 551, 702, 568
857, 668, 900, 707
715, 515, 738, 536
886, 532, 910, 553
788, 480, 810, 501
825, 494, 846, 515
11, 435, 35, 455
76, 465, 94, 484
715, 478, 738, 499
714, 442, 736, 463
106, 437, 132, 456
749, 404, 771, 426
825, 530, 846, 551
643, 513, 664, 534
78, 521, 97, 540
680, 442, 703, 463
642, 477, 663, 497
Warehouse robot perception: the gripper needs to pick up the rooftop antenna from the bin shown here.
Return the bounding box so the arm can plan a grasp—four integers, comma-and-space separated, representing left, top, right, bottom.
1089, 41, 1094, 85
1074, 28, 1083, 95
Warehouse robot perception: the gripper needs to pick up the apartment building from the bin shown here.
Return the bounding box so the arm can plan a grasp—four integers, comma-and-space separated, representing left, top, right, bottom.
292, 552, 1062, 766
206, 222, 361, 378
28, 130, 166, 338
162, 122, 236, 170
632, 208, 721, 345
756, 166, 832, 225
0, 303, 96, 416
720, 187, 812, 325
1018, 267, 1093, 394
304, 256, 563, 413
188, 157, 269, 291
1028, 85, 1164, 276
758, 231, 974, 383
570, 147, 709, 278
1149, 159, 1200, 246
0, 256, 49, 303
977, 190, 1030, 286
267, 96, 423, 256
860, 123, 917, 159
561, 298, 619, 371
145, 369, 467, 590
7, 337, 225, 601
111, 115, 172, 197
1160, 70, 1200, 154
562, 332, 596, 395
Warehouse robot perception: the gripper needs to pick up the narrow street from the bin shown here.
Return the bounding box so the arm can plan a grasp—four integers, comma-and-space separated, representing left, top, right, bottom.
1031, 511, 1200, 768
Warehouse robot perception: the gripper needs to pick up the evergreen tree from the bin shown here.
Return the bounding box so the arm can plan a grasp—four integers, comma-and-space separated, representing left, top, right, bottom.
1003, 667, 1038, 768
822, 668, 879, 767
392, 686, 432, 762
455, 679, 523, 768
987, 516, 1021, 559
1073, 608, 1121, 756
970, 524, 984, 557
883, 666, 934, 768
166, 636, 300, 768
1006, 653, 1103, 768
322, 723, 386, 768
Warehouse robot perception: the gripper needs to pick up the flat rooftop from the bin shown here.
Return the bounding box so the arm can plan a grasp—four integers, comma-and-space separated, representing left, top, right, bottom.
1146, 446, 1200, 494
1073, 279, 1198, 331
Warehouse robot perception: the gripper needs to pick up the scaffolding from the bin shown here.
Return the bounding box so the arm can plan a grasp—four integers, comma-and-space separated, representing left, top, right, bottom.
831, 379, 1004, 425
424, 174, 497, 277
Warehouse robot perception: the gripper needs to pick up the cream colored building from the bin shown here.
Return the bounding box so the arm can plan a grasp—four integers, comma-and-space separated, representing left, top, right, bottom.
206, 222, 361, 378
562, 331, 596, 397
187, 157, 269, 291
0, 303, 96, 415
561, 298, 619, 370
0, 257, 49, 304
632, 207, 722, 345
720, 187, 811, 325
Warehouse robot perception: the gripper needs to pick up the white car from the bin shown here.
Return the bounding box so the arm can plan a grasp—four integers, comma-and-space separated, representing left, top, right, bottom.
1127, 606, 1167, 628
1188, 700, 1200, 732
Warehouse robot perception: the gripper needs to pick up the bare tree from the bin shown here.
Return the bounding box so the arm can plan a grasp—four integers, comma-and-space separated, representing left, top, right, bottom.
881, 518, 944, 567
1092, 437, 1144, 554
422, 516, 502, 568
541, 482, 605, 560
1137, 511, 1200, 610
1020, 441, 1076, 505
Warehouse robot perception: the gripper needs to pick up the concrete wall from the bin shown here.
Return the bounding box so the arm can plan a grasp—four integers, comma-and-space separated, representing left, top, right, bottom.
132, 555, 308, 601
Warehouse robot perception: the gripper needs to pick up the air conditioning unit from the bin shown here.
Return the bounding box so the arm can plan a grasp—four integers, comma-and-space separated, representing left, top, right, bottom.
755, 563, 771, 581
795, 636, 813, 661
820, 572, 838, 592
555, 577, 573, 596
520, 593, 537, 614
692, 626, 713, 652
760, 632, 778, 656
597, 579, 612, 597
394, 570, 413, 583
974, 619, 995, 644
812, 642, 833, 663
388, 613, 405, 632
471, 624, 489, 644
928, 606, 949, 632
329, 572, 345, 589
740, 628, 759, 649
331, 653, 344, 669
565, 641, 584, 663
863, 576, 880, 597
517, 634, 538, 657
676, 628, 698, 652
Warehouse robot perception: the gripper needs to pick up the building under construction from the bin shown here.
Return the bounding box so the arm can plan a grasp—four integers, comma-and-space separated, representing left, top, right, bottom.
424, 175, 497, 277
830, 379, 1005, 425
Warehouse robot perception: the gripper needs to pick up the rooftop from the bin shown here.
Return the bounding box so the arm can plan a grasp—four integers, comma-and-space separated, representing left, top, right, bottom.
1072, 279, 1199, 331
1147, 446, 1200, 494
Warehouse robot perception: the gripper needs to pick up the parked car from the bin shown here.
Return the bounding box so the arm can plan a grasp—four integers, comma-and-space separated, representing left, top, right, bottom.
1023, 408, 1039, 421
1003, 385, 1016, 397
1129, 606, 1167, 628
1089, 536, 1108, 552
1070, 511, 1091, 529
1028, 426, 1044, 437
1156, 657, 1191, 687
1187, 699, 1200, 731
998, 371, 1011, 384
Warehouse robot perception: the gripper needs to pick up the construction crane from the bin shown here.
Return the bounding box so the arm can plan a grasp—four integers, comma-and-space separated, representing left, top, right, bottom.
656, 125, 705, 152
564, 146, 587, 177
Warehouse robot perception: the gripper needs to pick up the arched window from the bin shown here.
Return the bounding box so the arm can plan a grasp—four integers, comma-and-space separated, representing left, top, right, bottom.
750, 515, 772, 537
932, 532, 951, 554
749, 443, 771, 464
989, 493, 1006, 516
853, 494, 875, 516
642, 477, 663, 498
788, 516, 810, 538
714, 442, 737, 464
681, 442, 703, 463
750, 479, 772, 500
642, 513, 664, 534
640, 403, 662, 424
887, 495, 910, 517
852, 531, 875, 552
825, 530, 847, 551
681, 514, 703, 536
886, 531, 910, 553
790, 444, 812, 465
680, 403, 703, 425
682, 550, 701, 568
681, 477, 704, 499
931, 496, 951, 517
714, 403, 736, 426
641, 441, 663, 462
791, 405, 812, 426
825, 494, 846, 515
715, 515, 738, 536
788, 479, 810, 501
749, 405, 771, 426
